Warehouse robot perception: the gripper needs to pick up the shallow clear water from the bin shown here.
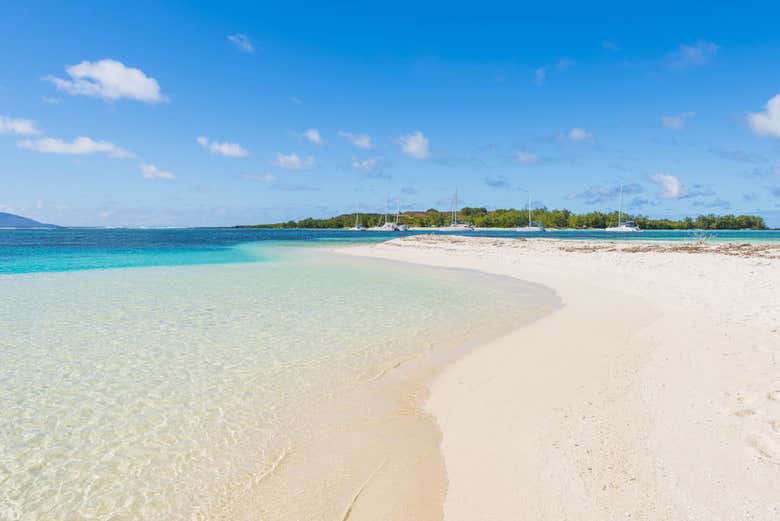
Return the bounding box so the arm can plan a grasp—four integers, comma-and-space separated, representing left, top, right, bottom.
0, 242, 557, 520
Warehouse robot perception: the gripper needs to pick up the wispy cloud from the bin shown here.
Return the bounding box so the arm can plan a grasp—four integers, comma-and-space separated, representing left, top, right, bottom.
352, 156, 390, 179
141, 163, 175, 180
227, 34, 255, 53
709, 147, 766, 164
747, 94, 780, 139
514, 150, 540, 165
242, 172, 277, 183
485, 175, 510, 189
556, 58, 574, 71
649, 173, 715, 199
661, 111, 695, 130
560, 127, 593, 143
567, 183, 643, 204
46, 59, 166, 103
270, 182, 319, 191
534, 58, 574, 86
338, 130, 373, 149
668, 40, 719, 68
302, 128, 323, 145
602, 41, 620, 52
534, 67, 547, 86
18, 136, 133, 158
243, 171, 317, 191
693, 198, 731, 209
352, 156, 381, 172
271, 152, 314, 170
0, 115, 40, 136
398, 130, 430, 159
197, 136, 249, 157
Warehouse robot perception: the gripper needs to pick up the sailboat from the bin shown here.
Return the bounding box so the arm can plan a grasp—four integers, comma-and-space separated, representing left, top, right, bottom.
348, 206, 367, 231
437, 189, 474, 231
369, 199, 399, 231
516, 192, 545, 232
395, 200, 408, 231
605, 185, 641, 232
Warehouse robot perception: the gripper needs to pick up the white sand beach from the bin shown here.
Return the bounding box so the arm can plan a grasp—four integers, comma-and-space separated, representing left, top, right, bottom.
344, 235, 780, 520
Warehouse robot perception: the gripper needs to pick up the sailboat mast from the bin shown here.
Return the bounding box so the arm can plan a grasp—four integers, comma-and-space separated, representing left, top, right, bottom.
528, 192, 532, 227
452, 189, 458, 225
395, 199, 400, 225
618, 184, 623, 225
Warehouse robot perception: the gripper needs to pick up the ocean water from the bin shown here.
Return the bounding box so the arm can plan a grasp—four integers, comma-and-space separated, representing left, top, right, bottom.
1, 227, 778, 274
0, 231, 559, 520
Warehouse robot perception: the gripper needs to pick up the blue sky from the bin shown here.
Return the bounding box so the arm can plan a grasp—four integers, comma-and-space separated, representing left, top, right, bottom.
2, 1, 780, 227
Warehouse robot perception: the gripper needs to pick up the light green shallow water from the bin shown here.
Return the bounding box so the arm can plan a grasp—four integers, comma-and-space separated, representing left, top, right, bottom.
0, 246, 558, 520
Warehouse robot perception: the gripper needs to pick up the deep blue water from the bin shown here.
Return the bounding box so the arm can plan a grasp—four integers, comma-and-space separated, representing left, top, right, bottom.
1, 227, 778, 274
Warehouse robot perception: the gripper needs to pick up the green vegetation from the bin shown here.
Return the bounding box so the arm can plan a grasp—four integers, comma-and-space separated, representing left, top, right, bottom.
239, 207, 767, 230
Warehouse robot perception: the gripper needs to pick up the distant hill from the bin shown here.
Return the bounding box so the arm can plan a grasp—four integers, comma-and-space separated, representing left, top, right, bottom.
0, 212, 58, 228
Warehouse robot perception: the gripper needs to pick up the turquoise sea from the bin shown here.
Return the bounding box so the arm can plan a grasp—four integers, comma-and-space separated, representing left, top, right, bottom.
1, 227, 778, 275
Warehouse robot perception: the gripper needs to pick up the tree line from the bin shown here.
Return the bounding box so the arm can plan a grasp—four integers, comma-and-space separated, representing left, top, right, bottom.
240, 207, 767, 230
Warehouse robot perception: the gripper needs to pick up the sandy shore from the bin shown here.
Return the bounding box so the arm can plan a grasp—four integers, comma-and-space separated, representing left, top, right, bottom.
343, 236, 780, 520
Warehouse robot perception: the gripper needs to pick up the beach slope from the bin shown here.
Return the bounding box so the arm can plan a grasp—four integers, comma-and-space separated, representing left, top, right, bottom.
344, 236, 780, 520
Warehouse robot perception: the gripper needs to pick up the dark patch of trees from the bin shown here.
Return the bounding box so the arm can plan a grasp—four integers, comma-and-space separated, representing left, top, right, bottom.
239, 208, 767, 230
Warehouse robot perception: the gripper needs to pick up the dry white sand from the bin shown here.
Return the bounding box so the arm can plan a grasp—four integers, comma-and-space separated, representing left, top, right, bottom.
344, 235, 780, 521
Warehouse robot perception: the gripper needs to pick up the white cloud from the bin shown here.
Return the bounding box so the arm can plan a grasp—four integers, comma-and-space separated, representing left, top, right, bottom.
42, 96, 62, 104
227, 34, 255, 53
565, 128, 593, 142
46, 59, 166, 103
534, 67, 547, 86
303, 128, 323, 145
18, 136, 133, 158
352, 156, 380, 171
747, 94, 780, 139
669, 40, 719, 68
0, 115, 40, 136
141, 163, 175, 180
196, 136, 249, 157
271, 152, 315, 170
514, 150, 539, 164
650, 173, 687, 199
398, 130, 430, 159
338, 130, 373, 149
661, 111, 695, 130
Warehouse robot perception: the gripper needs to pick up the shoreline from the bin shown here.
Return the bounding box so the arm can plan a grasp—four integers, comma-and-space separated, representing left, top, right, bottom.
217, 252, 559, 520
343, 235, 780, 520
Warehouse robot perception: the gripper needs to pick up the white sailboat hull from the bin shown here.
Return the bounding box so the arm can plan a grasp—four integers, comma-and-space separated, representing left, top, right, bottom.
368, 223, 399, 231
605, 225, 641, 232
437, 224, 474, 231
516, 226, 545, 232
